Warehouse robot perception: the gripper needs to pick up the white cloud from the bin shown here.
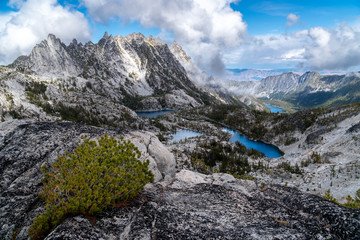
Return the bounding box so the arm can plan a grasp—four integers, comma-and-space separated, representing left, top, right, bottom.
81, 0, 247, 75
0, 0, 91, 65
308, 27, 330, 47
223, 31, 309, 68
286, 13, 300, 27
304, 24, 360, 70
224, 23, 360, 71
8, 0, 24, 8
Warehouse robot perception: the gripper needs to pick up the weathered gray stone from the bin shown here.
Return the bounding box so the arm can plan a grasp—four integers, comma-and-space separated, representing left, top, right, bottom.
44, 216, 105, 240
124, 131, 176, 181
0, 120, 175, 240
37, 170, 360, 240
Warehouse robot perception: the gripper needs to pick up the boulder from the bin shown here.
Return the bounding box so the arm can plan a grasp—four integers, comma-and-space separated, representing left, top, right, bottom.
0, 120, 174, 240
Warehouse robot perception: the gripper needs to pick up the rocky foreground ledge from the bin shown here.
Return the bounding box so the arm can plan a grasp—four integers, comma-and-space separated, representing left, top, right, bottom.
1, 120, 359, 239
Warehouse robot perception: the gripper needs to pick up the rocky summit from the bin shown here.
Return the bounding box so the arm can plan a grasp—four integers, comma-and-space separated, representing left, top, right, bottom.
1, 120, 360, 240
10, 33, 218, 111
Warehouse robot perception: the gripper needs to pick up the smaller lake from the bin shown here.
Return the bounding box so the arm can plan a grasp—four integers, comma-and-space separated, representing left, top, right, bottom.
136, 110, 174, 118
223, 127, 284, 158
265, 105, 285, 113
172, 130, 203, 143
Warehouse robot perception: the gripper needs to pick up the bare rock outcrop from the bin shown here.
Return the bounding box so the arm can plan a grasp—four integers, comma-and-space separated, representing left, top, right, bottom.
0, 120, 175, 239
43, 170, 360, 239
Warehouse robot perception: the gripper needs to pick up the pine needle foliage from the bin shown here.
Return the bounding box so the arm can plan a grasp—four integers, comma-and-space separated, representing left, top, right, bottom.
29, 135, 154, 240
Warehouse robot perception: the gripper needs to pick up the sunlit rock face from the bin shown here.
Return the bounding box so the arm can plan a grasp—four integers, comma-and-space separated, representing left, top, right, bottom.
10, 33, 218, 111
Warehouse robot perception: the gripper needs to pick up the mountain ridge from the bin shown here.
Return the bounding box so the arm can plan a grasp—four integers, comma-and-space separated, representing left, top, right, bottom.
233, 70, 360, 108
10, 33, 221, 111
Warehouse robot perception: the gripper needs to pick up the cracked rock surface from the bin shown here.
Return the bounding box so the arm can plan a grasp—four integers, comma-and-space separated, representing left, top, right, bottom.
0, 120, 175, 239
42, 170, 360, 240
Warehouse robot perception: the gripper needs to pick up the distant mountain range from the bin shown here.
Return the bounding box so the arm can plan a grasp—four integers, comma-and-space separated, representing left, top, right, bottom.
225, 68, 299, 81
233, 71, 360, 108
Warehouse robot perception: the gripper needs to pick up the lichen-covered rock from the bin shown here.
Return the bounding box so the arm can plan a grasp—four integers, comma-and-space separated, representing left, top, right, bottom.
37, 170, 360, 240
0, 120, 175, 240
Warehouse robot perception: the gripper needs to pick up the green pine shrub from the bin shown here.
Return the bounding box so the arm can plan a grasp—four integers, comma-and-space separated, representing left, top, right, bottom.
29, 135, 154, 240
322, 189, 360, 209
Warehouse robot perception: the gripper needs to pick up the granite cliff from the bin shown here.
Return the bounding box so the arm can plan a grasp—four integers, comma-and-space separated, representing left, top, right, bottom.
8, 33, 220, 112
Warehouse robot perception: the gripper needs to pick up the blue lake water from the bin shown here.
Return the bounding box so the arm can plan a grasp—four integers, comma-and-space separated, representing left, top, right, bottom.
265, 105, 285, 113
136, 110, 174, 118
223, 127, 284, 158
171, 128, 284, 158
172, 130, 203, 142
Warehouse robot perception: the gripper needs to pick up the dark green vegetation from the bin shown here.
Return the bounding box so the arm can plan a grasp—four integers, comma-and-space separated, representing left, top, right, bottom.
25, 81, 49, 107
53, 102, 135, 128
301, 152, 330, 167
28, 135, 154, 240
190, 140, 265, 177
22, 79, 138, 128
323, 189, 360, 209
274, 75, 360, 109
180, 103, 360, 145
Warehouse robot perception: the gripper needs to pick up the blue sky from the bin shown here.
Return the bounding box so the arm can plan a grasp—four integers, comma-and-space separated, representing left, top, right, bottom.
0, 0, 360, 72
232, 0, 360, 34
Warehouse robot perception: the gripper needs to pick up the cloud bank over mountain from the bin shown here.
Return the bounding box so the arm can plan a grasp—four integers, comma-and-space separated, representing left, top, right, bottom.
81, 0, 247, 75
225, 23, 360, 71
0, 0, 359, 73
0, 0, 90, 65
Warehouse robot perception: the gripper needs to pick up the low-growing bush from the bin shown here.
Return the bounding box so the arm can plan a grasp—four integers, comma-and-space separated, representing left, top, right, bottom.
29, 135, 154, 240
323, 189, 360, 209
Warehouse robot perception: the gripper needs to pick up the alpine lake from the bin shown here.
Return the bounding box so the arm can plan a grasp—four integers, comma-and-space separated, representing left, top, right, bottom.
137, 109, 284, 158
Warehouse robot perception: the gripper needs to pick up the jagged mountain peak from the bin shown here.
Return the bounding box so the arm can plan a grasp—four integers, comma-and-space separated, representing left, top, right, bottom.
103, 31, 109, 38
298, 71, 321, 86
345, 71, 360, 78
8, 32, 221, 111
46, 33, 60, 43
121, 32, 160, 46
170, 41, 191, 62
300, 71, 320, 79
262, 71, 299, 80
10, 33, 79, 76
39, 33, 65, 50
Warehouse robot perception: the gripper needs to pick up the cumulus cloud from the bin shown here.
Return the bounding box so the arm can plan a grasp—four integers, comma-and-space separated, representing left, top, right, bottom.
304, 24, 360, 70
223, 31, 309, 69
0, 0, 91, 65
286, 13, 299, 27
81, 0, 247, 75
224, 23, 360, 71
8, 0, 25, 8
